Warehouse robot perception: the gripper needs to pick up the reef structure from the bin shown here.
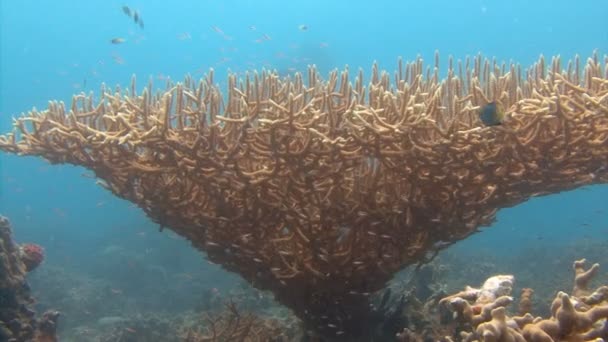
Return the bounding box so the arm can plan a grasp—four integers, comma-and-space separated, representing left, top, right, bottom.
440, 259, 608, 341
0, 52, 607, 339
0, 215, 59, 342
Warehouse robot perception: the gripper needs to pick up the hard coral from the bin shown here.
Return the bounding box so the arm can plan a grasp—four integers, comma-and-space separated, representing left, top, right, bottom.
518, 288, 534, 316
182, 301, 291, 342
1, 52, 607, 339
441, 259, 608, 342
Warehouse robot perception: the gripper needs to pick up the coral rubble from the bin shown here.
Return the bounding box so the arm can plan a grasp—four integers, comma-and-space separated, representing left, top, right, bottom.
441, 259, 608, 341
0, 215, 59, 342
1, 52, 607, 339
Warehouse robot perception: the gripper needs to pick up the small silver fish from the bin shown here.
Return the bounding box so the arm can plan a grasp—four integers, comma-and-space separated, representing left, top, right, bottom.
336, 225, 351, 243
111, 37, 126, 44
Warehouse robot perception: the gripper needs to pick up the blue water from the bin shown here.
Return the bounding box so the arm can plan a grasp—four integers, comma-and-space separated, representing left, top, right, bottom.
1, 0, 607, 338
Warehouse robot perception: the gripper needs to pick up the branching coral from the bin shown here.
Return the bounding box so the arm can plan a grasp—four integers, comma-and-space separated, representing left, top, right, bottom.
182, 301, 289, 342
441, 259, 608, 342
1, 52, 607, 339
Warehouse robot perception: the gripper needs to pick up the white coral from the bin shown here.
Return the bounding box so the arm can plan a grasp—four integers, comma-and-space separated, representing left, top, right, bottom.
476, 275, 514, 304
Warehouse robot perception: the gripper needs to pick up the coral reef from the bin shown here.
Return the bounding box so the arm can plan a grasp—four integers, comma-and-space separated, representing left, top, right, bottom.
0, 215, 59, 342
1, 52, 607, 339
441, 259, 608, 341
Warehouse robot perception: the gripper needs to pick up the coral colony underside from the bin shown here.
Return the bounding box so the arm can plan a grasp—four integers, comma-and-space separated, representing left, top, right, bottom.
3, 213, 608, 341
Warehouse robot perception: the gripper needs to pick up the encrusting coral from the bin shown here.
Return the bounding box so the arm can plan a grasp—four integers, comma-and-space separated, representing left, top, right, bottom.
1, 52, 607, 339
441, 259, 608, 342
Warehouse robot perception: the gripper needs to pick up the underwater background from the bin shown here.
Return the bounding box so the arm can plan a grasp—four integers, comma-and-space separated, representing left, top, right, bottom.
1, 0, 608, 340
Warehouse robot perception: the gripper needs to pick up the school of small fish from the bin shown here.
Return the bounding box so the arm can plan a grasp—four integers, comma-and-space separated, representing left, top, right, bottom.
108, 5, 316, 65
110, 5, 144, 46
58, 5, 323, 93
122, 5, 144, 29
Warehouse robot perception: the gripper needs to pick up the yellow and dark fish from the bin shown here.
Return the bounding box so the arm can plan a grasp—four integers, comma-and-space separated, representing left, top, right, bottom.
479, 101, 506, 126
111, 37, 126, 44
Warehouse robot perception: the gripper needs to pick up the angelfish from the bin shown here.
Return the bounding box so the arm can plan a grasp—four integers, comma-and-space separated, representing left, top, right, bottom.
479, 101, 506, 126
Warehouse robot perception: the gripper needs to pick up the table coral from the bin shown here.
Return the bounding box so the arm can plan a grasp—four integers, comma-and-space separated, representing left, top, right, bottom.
1, 52, 607, 339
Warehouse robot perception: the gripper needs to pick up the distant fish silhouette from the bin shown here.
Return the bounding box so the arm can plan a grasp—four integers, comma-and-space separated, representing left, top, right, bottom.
121, 5, 144, 29
122, 5, 132, 17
